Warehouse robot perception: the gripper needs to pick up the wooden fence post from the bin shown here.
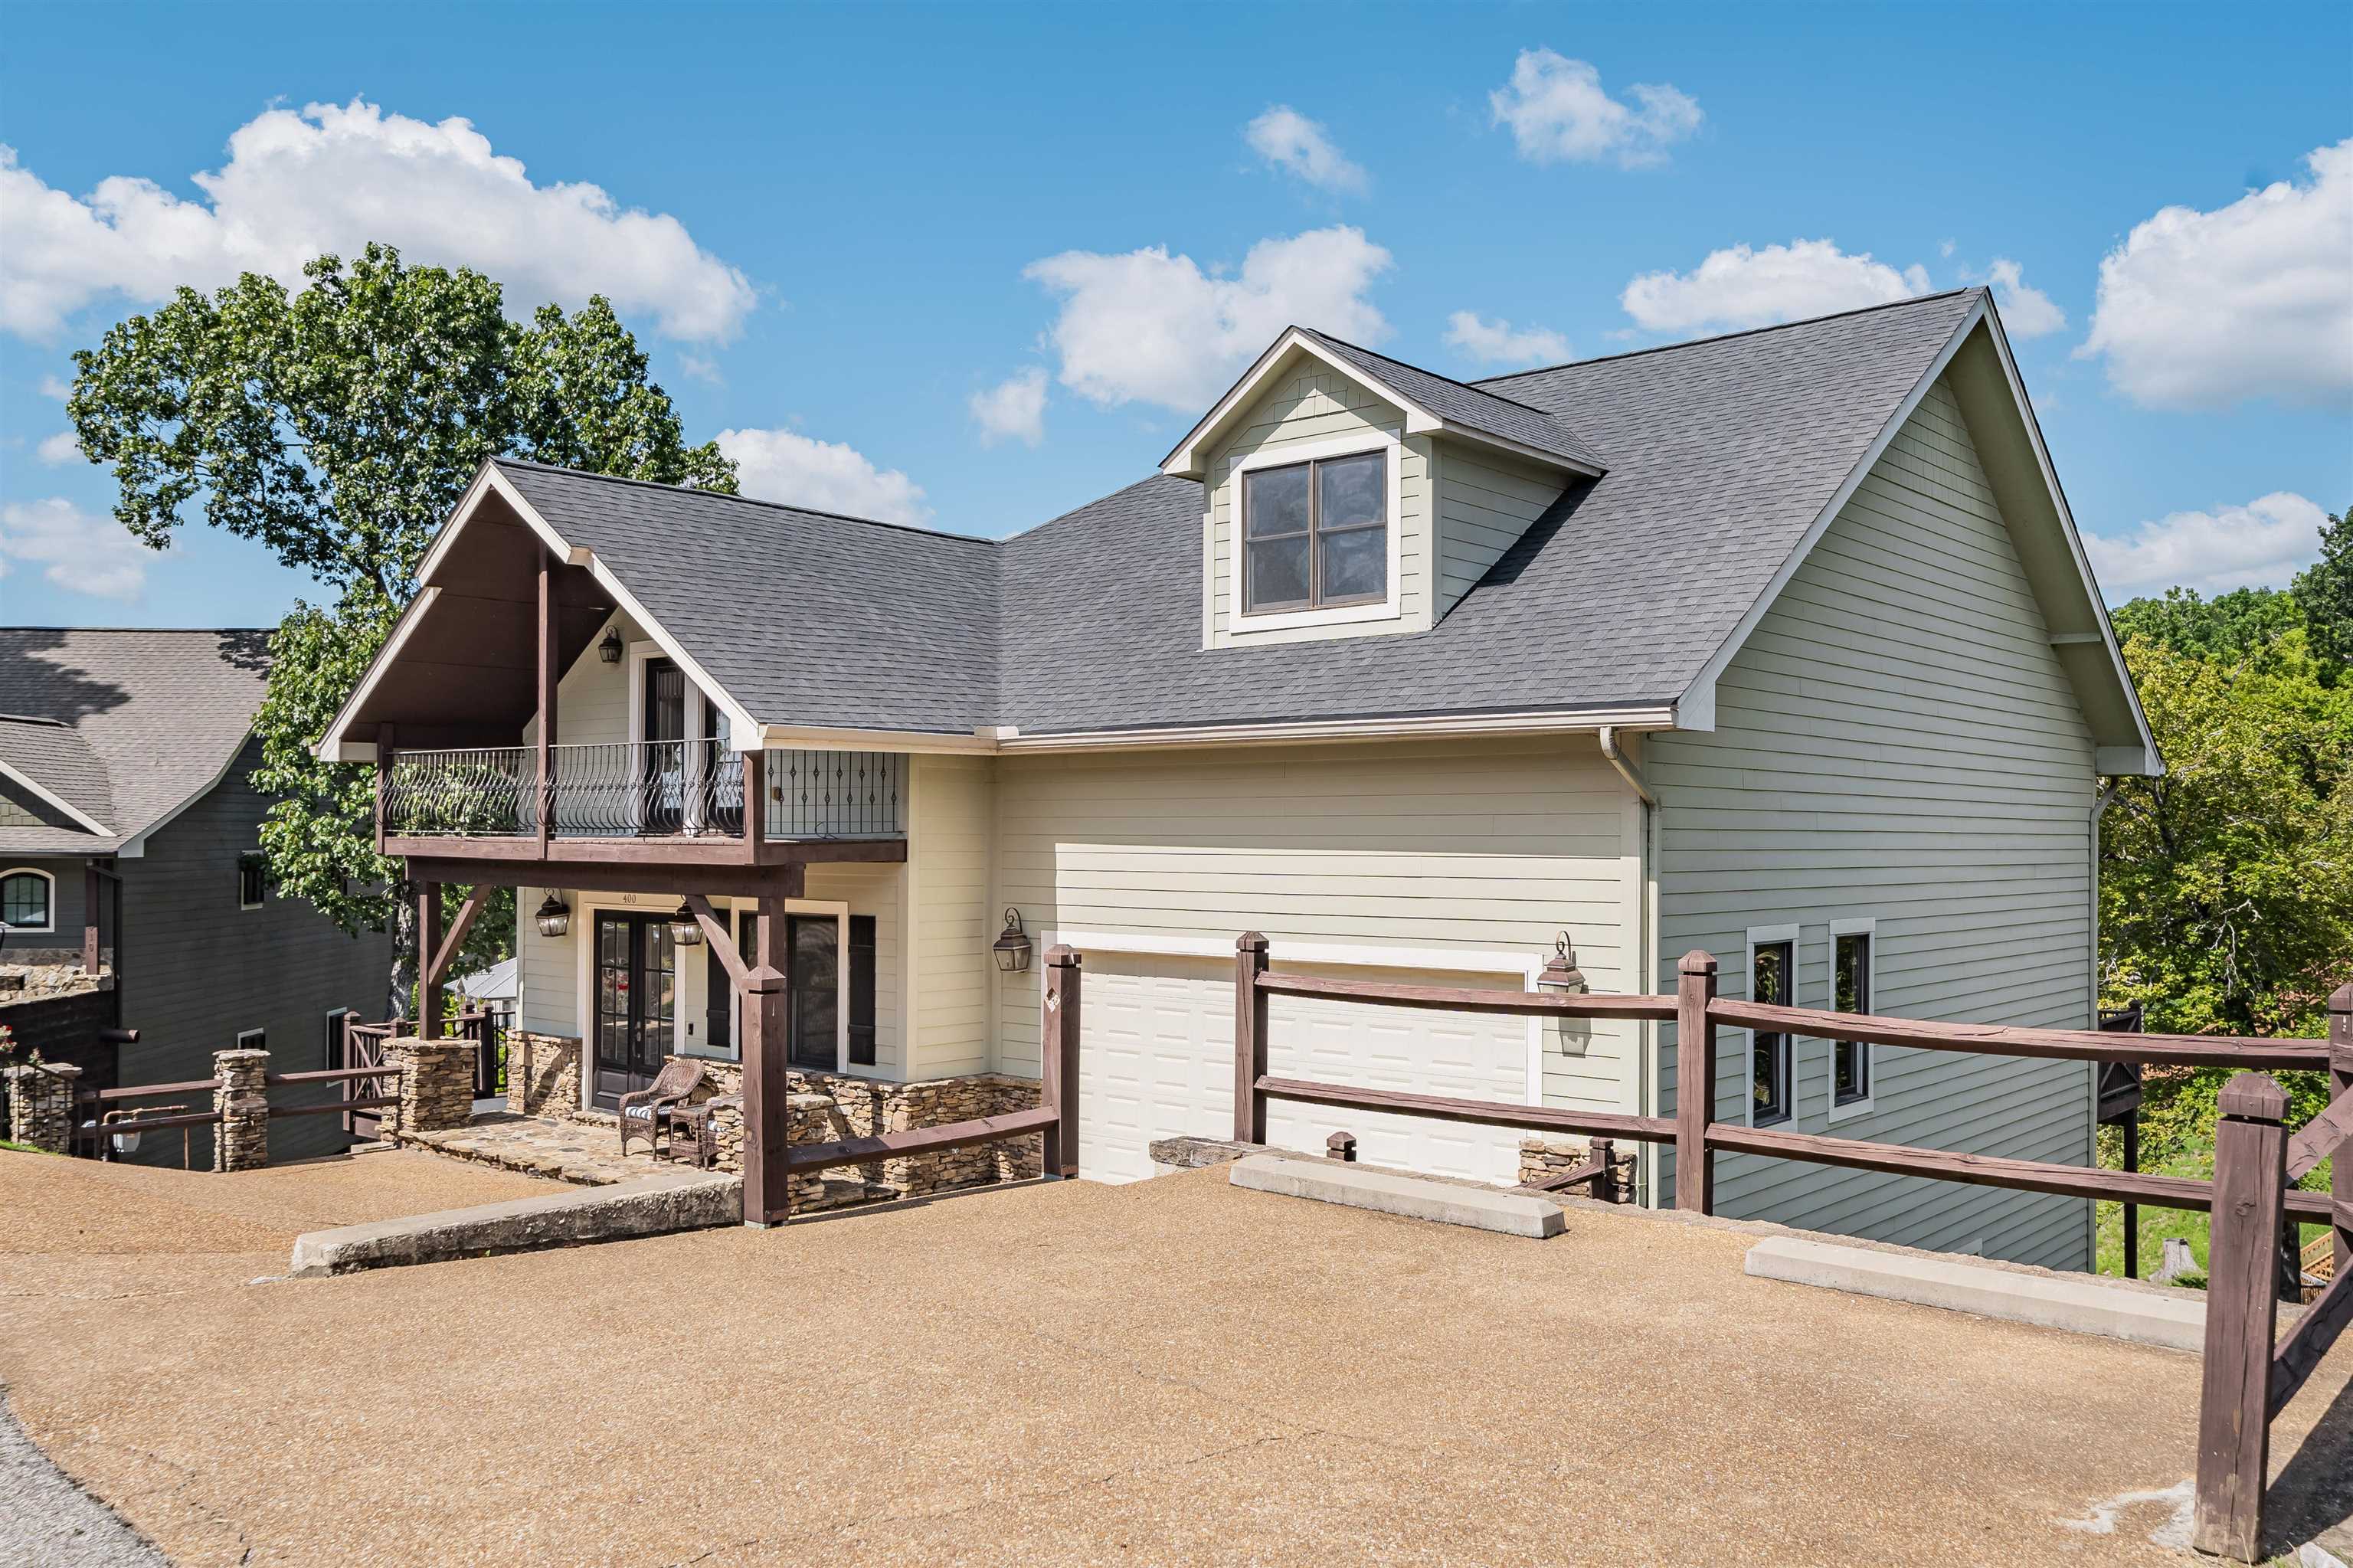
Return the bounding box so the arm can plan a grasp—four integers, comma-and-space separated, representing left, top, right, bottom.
1674, 951, 1719, 1214
2193, 1071, 2289, 1562
2332, 984, 2351, 1278
1235, 931, 1269, 1144
1042, 945, 1082, 1179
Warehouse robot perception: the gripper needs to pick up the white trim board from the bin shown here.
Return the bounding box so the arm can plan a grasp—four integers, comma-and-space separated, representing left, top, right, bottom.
0, 764, 110, 836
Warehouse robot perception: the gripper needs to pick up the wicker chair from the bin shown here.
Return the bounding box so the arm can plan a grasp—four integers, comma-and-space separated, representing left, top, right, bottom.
617, 1058, 706, 1159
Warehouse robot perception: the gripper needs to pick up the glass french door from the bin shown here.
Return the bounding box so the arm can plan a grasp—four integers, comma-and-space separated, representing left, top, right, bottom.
594, 912, 676, 1108
640, 658, 686, 833
788, 915, 839, 1070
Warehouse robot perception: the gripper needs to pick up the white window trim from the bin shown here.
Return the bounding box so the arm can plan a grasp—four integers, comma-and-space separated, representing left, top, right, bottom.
1743, 924, 1800, 1128
0, 867, 57, 933
1225, 428, 1406, 634
237, 855, 265, 912
1824, 917, 1878, 1124
236, 1027, 267, 1051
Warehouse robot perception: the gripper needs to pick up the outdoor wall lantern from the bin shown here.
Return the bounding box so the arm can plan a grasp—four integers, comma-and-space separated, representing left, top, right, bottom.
533, 892, 572, 938
992, 908, 1033, 973
667, 902, 705, 948
1537, 933, 1589, 995
597, 626, 624, 664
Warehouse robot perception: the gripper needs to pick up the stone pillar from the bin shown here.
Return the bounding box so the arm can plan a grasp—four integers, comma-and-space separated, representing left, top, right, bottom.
6, 1061, 81, 1154
211, 1048, 270, 1171
507, 1032, 582, 1119
386, 1037, 475, 1137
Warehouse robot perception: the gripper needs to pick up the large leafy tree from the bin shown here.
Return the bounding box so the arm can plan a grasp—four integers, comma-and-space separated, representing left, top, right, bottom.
66, 244, 736, 1013
2289, 501, 2351, 682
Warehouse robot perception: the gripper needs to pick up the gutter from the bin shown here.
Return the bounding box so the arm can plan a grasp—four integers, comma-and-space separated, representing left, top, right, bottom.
1598, 724, 1661, 1207
1597, 725, 1656, 807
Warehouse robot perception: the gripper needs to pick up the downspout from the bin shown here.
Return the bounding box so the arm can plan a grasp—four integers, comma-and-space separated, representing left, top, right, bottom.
1599, 726, 1661, 1206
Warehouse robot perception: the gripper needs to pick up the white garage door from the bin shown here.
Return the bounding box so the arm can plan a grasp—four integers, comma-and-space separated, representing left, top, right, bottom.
1077, 953, 1533, 1185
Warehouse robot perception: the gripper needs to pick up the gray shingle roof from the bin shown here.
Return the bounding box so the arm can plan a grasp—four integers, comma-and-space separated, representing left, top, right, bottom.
0, 717, 114, 830
0, 629, 270, 853
1301, 329, 1608, 471
489, 290, 1983, 739
495, 463, 1000, 735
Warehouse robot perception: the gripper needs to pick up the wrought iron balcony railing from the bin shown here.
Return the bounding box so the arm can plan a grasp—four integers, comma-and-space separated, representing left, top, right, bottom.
381, 742, 902, 841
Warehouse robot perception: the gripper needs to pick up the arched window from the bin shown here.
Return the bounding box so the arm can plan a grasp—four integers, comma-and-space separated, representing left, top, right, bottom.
0, 869, 55, 932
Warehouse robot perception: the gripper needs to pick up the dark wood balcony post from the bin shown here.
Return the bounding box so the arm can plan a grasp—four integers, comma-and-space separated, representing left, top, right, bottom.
535, 546, 557, 859
83, 859, 102, 975
2333, 984, 2352, 1277
741, 892, 792, 1225
1674, 950, 1719, 1214
741, 745, 763, 863
1042, 945, 1082, 1178
1234, 931, 1268, 1144
417, 879, 443, 1039
2193, 1072, 2288, 1560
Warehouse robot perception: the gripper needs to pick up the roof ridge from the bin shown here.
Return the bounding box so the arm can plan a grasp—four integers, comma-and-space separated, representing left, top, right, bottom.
1469, 286, 1984, 384
493, 457, 995, 547
997, 473, 1192, 543
0, 627, 268, 635
0, 714, 72, 728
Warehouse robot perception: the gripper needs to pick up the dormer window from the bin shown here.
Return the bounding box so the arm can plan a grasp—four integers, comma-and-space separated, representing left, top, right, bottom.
1243, 450, 1387, 614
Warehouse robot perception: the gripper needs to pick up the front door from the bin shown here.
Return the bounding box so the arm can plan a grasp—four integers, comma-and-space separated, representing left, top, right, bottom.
787, 915, 839, 1070
594, 912, 676, 1108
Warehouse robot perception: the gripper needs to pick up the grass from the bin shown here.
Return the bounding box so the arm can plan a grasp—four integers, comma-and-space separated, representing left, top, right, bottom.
2095, 1137, 2332, 1283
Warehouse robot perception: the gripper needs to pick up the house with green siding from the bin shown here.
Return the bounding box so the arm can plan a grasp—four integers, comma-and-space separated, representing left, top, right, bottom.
319, 287, 2157, 1268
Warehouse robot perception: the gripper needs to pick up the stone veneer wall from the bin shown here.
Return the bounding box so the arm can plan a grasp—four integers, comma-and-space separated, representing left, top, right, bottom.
1518, 1137, 1638, 1203
211, 1049, 270, 1170
507, 1032, 582, 1119
668, 1058, 1043, 1199
386, 1039, 477, 1138
5, 1061, 80, 1153
0, 957, 112, 1005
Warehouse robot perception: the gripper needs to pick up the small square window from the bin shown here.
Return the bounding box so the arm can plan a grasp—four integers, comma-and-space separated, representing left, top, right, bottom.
237, 853, 267, 910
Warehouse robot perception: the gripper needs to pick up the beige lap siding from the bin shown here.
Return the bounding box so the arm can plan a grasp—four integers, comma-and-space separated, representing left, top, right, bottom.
512, 863, 905, 1077
1649, 375, 2099, 1270
987, 737, 1643, 1115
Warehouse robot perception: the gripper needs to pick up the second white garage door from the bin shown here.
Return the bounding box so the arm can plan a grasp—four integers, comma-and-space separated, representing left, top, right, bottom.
1077, 952, 1533, 1185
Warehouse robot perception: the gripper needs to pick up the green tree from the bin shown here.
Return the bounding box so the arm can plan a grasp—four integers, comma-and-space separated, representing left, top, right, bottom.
2290, 501, 2352, 682
2109, 585, 2306, 670
65, 244, 735, 1014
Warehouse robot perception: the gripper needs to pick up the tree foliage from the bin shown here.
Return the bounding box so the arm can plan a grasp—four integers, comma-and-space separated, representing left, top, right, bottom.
2290, 501, 2353, 679
66, 244, 735, 1007
2102, 576, 2353, 1168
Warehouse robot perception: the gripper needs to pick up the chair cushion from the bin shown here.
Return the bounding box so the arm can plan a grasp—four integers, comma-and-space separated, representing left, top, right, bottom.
622, 1102, 656, 1120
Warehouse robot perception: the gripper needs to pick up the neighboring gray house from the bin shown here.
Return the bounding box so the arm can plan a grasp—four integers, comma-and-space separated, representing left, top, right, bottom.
0, 628, 391, 1164
320, 288, 2158, 1267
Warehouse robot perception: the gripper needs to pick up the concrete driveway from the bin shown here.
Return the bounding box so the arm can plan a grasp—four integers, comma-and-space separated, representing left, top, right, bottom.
2, 1147, 2346, 1566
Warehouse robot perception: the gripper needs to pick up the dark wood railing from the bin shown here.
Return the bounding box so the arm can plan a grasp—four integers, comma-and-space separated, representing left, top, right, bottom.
1225, 932, 2352, 1563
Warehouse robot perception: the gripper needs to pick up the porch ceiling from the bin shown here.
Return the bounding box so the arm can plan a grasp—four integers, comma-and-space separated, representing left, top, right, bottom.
342, 496, 614, 751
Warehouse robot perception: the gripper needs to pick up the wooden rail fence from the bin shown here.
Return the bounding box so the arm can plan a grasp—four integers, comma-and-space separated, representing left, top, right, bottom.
1226, 932, 2353, 1563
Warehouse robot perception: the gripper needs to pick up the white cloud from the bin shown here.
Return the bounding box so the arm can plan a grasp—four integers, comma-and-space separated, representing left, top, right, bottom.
716, 427, 929, 525
0, 100, 754, 342
2079, 139, 2353, 410
0, 497, 159, 601
969, 367, 1047, 447
1621, 239, 1930, 333
2084, 491, 2328, 600
1985, 259, 2066, 339
35, 431, 80, 465
1443, 310, 1569, 367
1488, 49, 1702, 169
1023, 226, 1392, 411
37, 375, 70, 400
675, 353, 723, 386
1245, 106, 1369, 195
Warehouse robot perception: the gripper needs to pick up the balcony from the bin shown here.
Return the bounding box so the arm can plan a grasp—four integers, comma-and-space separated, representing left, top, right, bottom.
381, 742, 902, 860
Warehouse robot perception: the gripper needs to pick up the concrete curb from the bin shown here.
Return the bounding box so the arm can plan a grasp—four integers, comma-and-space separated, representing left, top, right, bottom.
1230, 1154, 1564, 1239
1745, 1235, 2209, 1350
289, 1168, 740, 1276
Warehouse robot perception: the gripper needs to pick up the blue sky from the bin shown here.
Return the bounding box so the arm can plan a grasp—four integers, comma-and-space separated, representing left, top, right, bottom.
3, 2, 2348, 627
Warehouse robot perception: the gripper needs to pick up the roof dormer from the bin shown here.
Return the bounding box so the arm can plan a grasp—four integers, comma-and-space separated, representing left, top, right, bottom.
1162, 327, 1605, 650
